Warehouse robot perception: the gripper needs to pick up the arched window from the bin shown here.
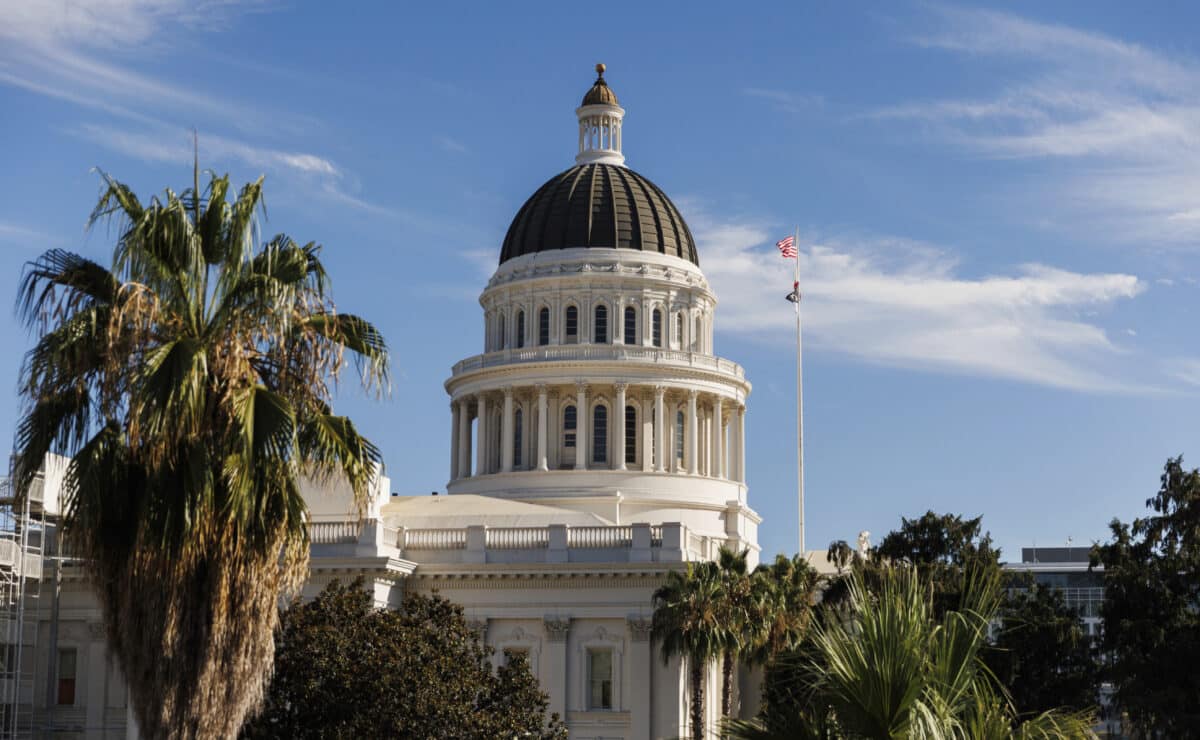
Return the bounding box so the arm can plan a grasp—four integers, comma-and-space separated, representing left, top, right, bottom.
513, 409, 523, 467
652, 309, 663, 348
675, 410, 685, 466
563, 405, 576, 448
675, 312, 684, 349
565, 305, 578, 343
624, 306, 637, 345
692, 315, 701, 352
594, 304, 608, 343
625, 406, 637, 465
593, 405, 608, 464
498, 313, 506, 350
516, 310, 525, 349
538, 307, 550, 346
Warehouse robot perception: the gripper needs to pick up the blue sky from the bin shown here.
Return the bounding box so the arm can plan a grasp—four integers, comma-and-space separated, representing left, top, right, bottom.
1, 1, 1197, 561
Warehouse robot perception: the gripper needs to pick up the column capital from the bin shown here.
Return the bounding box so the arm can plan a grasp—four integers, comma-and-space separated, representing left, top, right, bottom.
544, 617, 571, 642
535, 383, 548, 396
627, 617, 652, 642
575, 380, 589, 393
613, 381, 628, 393
653, 384, 666, 399
502, 385, 514, 397
687, 388, 699, 400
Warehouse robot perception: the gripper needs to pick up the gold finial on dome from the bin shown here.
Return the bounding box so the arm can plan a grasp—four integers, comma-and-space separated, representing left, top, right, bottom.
582, 63, 618, 106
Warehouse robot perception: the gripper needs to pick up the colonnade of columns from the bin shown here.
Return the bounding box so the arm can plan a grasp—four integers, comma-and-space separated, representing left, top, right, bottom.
449, 383, 746, 484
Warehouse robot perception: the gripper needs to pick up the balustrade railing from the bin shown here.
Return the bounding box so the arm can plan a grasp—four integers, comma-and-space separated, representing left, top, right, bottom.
309, 520, 362, 544
404, 528, 468, 550
486, 527, 550, 549
451, 345, 744, 379
567, 526, 633, 549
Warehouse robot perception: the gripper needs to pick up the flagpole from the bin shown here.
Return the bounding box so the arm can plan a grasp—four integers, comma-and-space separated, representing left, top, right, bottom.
794, 226, 805, 557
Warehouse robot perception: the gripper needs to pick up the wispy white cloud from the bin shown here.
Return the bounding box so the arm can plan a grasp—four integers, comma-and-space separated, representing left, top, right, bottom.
877, 6, 1200, 246
742, 88, 824, 115
1165, 358, 1200, 387
687, 205, 1148, 392
434, 135, 468, 154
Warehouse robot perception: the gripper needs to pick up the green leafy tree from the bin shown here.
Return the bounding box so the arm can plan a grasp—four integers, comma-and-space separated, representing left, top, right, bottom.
716, 547, 755, 720
727, 566, 1096, 740
241, 580, 565, 739
1092, 456, 1200, 736
13, 172, 389, 739
985, 581, 1100, 717
652, 562, 729, 740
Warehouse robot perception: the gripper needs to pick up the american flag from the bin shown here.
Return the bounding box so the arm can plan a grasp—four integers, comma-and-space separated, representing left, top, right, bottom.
776, 235, 797, 259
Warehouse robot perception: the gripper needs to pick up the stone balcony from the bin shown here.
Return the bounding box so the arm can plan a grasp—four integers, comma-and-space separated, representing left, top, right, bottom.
308, 519, 727, 567
450, 345, 745, 380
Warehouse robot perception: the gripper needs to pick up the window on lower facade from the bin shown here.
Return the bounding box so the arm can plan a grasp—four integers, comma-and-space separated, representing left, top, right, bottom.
588, 648, 613, 710
593, 405, 607, 464
652, 309, 663, 347
57, 648, 76, 706
675, 312, 684, 348
513, 409, 523, 467
539, 308, 550, 346
625, 406, 637, 464
624, 307, 637, 345
563, 405, 576, 448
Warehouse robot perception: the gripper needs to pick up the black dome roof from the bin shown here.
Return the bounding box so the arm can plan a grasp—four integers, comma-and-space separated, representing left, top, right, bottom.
500, 163, 698, 266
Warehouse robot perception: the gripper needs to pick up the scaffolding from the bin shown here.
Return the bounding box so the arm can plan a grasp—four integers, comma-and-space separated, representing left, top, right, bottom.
0, 467, 46, 739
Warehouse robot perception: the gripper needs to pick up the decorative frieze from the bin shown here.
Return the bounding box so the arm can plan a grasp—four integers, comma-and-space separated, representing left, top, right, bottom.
544, 617, 571, 642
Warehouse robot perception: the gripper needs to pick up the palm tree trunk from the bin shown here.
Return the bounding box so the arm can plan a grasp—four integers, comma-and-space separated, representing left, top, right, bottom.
721, 650, 734, 719
690, 657, 705, 740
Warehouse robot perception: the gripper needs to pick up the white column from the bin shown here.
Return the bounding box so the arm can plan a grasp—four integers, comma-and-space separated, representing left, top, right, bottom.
641, 396, 654, 472
575, 382, 588, 470
712, 395, 724, 479
654, 386, 666, 473
450, 401, 460, 481
614, 382, 628, 471
501, 387, 514, 473
687, 390, 699, 475
536, 384, 549, 471
457, 399, 472, 479
736, 403, 747, 484
476, 394, 489, 475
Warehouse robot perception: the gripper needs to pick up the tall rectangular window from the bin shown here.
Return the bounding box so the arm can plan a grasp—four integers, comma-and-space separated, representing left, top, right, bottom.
588, 648, 613, 710
624, 307, 637, 345
625, 406, 637, 464
652, 309, 663, 348
675, 410, 685, 465
56, 648, 76, 706
594, 305, 608, 343
513, 410, 523, 467
563, 405, 576, 448
538, 308, 550, 346
592, 406, 608, 464
516, 311, 525, 349
565, 306, 578, 343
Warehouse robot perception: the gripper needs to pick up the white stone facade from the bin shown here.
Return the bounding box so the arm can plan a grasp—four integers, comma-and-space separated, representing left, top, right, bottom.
9, 66, 761, 740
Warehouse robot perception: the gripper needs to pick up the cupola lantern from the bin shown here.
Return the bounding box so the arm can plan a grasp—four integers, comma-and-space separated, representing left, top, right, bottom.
576, 63, 625, 166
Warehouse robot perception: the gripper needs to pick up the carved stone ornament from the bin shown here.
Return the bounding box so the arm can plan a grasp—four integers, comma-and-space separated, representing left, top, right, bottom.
544, 617, 571, 642
627, 617, 652, 642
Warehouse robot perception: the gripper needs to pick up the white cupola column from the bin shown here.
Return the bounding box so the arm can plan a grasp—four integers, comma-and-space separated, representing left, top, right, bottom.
457, 399, 472, 479
575, 382, 589, 470
575, 64, 626, 167
736, 403, 747, 484
536, 384, 549, 471
476, 394, 490, 476
654, 386, 666, 473
614, 382, 628, 471
501, 387, 515, 473
687, 390, 699, 475
450, 401, 461, 481
712, 395, 724, 479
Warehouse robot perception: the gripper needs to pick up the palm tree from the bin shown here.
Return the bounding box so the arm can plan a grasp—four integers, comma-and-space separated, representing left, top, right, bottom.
13, 172, 388, 739
727, 565, 1096, 739
715, 547, 754, 721
652, 561, 729, 740
745, 554, 819, 666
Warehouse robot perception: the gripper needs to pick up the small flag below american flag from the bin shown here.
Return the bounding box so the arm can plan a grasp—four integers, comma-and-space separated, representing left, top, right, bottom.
786, 280, 801, 303
776, 235, 798, 259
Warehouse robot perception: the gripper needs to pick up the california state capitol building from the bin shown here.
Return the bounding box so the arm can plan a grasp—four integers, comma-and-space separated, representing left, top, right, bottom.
0, 65, 765, 740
